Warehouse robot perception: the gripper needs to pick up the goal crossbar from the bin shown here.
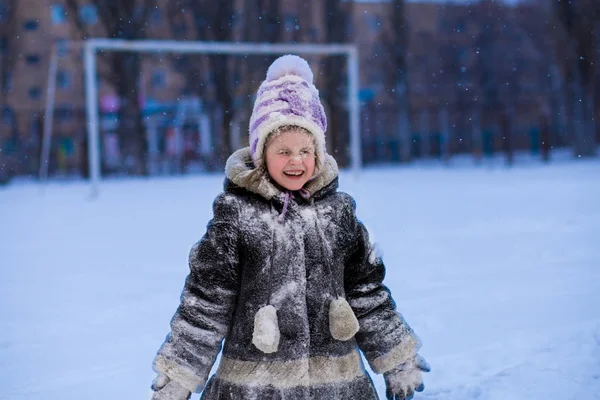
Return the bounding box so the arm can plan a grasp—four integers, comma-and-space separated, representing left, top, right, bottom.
82, 39, 361, 195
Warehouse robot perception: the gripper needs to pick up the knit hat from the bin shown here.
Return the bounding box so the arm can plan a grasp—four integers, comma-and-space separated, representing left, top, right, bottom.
248, 55, 327, 169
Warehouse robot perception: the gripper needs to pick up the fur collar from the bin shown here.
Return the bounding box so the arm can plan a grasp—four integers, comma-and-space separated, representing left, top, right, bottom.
224, 147, 339, 200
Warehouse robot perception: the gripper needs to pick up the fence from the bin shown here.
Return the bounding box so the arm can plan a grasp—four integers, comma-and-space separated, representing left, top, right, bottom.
0, 104, 227, 179
0, 108, 87, 178
0, 100, 589, 180
360, 102, 573, 165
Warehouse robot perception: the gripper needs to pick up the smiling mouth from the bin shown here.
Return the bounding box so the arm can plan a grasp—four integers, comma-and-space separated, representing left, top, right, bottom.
283, 171, 305, 178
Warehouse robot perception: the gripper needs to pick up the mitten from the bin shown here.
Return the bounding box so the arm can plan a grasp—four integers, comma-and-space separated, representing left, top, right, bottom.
383, 354, 430, 400
150, 374, 192, 400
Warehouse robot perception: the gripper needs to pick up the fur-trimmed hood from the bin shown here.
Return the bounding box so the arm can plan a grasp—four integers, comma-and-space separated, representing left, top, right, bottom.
224, 147, 339, 201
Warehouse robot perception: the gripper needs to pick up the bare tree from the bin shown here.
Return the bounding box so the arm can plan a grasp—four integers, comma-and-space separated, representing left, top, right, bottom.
382, 0, 411, 162
166, 0, 239, 163
0, 0, 20, 137
235, 0, 282, 150
471, 0, 516, 159
65, 0, 157, 175
323, 0, 353, 167
166, 0, 284, 163
0, 0, 17, 109
474, 1, 502, 115
207, 0, 236, 162
165, 1, 210, 100
512, 1, 565, 150
553, 0, 598, 156
0, 0, 19, 179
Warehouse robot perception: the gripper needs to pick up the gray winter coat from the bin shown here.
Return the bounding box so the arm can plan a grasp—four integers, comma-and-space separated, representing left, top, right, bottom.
153, 147, 420, 399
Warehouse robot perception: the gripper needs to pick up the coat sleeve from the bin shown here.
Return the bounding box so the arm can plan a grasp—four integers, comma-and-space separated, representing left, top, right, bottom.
152, 193, 240, 393
342, 194, 421, 375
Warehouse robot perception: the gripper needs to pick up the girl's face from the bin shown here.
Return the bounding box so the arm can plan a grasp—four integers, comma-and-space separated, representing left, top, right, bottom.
265, 129, 316, 191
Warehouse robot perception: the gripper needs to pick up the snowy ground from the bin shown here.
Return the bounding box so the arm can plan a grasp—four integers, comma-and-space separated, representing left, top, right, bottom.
1, 154, 599, 400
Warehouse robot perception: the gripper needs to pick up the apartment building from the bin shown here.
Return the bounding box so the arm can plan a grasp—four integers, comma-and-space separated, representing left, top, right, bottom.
0, 0, 553, 176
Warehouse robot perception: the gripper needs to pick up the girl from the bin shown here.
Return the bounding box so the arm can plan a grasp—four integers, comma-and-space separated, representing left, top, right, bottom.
150, 55, 429, 400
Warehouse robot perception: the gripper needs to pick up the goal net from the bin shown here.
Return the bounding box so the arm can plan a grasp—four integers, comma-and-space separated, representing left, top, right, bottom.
41, 39, 361, 196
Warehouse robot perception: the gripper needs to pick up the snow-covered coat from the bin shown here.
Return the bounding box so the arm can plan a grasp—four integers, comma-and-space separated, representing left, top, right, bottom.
153, 147, 421, 399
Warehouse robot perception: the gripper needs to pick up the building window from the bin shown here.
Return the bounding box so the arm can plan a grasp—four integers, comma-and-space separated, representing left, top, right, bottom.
25, 54, 41, 65
2, 106, 14, 124
0, 35, 7, 54
23, 19, 39, 31
29, 114, 41, 137
458, 47, 469, 64
56, 38, 70, 56
369, 69, 384, 86
173, 23, 186, 37
57, 70, 71, 89
456, 18, 466, 33
79, 4, 98, 25
284, 14, 297, 33
359, 88, 375, 103
363, 14, 381, 33
51, 4, 67, 25
151, 70, 166, 89
438, 18, 448, 32
150, 7, 161, 24
29, 87, 42, 99
0, 2, 8, 23
372, 43, 384, 58
231, 11, 241, 27
2, 71, 12, 92
56, 105, 73, 122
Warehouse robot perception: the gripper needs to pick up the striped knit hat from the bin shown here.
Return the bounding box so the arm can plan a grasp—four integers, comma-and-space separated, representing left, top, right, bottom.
248, 55, 327, 169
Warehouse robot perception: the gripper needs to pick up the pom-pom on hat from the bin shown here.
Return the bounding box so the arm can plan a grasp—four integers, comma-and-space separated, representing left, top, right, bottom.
249, 55, 327, 169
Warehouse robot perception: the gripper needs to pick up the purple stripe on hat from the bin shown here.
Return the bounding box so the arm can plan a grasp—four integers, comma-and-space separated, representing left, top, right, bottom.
255, 97, 286, 113
250, 105, 325, 135
257, 82, 289, 98
250, 107, 291, 134
310, 100, 327, 131
257, 79, 311, 98
250, 107, 315, 135
255, 88, 306, 113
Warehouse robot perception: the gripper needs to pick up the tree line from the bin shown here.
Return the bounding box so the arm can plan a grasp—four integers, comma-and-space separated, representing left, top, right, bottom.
0, 0, 597, 175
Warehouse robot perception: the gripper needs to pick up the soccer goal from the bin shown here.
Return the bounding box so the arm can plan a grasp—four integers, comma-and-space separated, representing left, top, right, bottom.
42, 39, 361, 196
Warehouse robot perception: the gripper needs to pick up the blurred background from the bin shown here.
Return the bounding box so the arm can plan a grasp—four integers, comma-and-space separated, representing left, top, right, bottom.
0, 0, 598, 183
1, 2, 599, 399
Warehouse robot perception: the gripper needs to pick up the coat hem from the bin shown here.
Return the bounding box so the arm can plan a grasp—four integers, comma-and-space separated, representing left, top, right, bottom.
216, 349, 366, 388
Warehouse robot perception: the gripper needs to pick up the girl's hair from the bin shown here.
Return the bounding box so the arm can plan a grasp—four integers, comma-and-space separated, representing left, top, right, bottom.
264, 125, 314, 148
245, 125, 318, 187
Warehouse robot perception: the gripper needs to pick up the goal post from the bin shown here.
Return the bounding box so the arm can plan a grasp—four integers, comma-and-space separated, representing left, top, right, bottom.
80, 39, 361, 196
40, 40, 84, 185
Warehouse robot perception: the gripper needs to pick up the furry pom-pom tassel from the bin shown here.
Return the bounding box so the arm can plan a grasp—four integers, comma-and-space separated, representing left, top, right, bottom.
252, 305, 280, 354
329, 298, 360, 341
266, 54, 314, 84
